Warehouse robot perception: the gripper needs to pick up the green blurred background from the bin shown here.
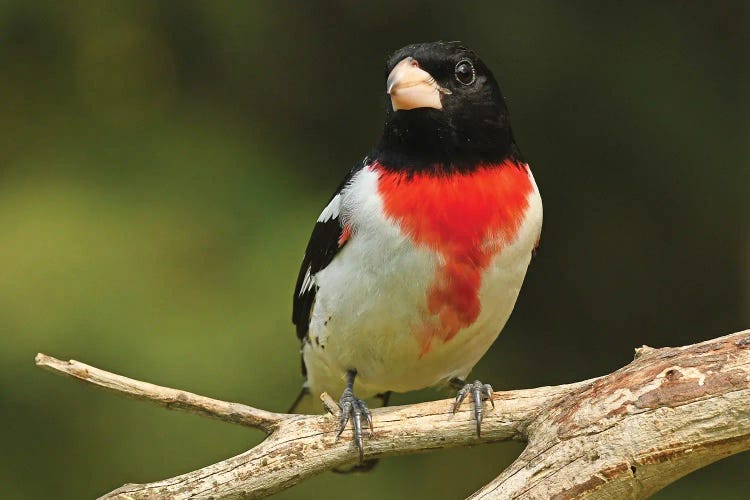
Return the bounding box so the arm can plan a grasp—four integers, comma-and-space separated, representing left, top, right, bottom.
3, 1, 748, 498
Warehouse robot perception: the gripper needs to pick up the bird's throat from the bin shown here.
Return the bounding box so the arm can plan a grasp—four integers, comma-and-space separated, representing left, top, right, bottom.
374, 109, 516, 174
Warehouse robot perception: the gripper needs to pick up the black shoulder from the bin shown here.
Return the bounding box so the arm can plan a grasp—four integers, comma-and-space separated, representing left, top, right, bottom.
292, 160, 365, 341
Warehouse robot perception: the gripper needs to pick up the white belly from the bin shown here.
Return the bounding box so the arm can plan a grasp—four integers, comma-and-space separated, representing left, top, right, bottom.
303, 166, 542, 399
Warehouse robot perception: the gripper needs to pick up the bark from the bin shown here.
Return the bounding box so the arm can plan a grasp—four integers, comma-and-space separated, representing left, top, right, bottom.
36, 329, 750, 499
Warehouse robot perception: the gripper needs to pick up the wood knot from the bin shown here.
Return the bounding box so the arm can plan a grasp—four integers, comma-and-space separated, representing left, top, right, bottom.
70, 365, 90, 378
634, 345, 656, 359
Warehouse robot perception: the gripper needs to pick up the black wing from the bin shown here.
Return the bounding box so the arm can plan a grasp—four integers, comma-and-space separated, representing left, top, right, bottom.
292, 160, 364, 343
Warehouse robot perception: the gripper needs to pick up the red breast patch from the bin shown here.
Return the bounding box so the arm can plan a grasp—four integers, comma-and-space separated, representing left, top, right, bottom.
375, 160, 534, 355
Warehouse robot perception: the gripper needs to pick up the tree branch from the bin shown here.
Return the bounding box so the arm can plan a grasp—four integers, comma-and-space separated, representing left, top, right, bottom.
37, 329, 750, 499
34, 354, 284, 434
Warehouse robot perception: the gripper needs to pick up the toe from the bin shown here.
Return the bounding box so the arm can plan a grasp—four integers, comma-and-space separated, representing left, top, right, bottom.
472, 382, 484, 437
359, 400, 374, 436
453, 385, 470, 413
352, 404, 364, 461
336, 398, 353, 440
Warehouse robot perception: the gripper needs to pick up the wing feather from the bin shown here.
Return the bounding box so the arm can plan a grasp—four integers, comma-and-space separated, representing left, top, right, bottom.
292, 160, 365, 343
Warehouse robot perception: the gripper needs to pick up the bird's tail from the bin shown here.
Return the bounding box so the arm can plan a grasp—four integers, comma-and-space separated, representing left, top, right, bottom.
287, 385, 311, 414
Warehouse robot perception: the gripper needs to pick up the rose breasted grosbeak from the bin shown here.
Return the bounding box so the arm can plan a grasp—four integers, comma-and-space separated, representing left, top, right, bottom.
291, 41, 542, 461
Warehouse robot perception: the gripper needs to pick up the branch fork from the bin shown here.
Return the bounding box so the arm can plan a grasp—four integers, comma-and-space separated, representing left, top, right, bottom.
36, 329, 750, 499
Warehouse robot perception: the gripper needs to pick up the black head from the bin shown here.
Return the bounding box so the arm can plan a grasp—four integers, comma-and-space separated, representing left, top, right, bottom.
374, 41, 521, 173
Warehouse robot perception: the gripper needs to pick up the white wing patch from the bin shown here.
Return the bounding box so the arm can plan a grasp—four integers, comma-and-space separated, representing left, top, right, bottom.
299, 266, 315, 297
317, 193, 341, 222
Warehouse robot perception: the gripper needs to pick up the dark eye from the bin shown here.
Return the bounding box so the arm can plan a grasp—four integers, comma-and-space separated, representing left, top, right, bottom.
454, 59, 476, 86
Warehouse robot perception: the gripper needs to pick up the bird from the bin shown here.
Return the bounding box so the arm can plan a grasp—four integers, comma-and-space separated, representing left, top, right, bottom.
291, 41, 543, 462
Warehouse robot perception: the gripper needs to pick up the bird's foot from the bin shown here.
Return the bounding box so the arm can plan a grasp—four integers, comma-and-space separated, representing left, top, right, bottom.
335, 386, 373, 462
451, 379, 495, 437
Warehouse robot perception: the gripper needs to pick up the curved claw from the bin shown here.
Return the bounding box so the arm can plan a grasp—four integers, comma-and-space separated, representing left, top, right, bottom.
452, 380, 496, 437
483, 383, 495, 409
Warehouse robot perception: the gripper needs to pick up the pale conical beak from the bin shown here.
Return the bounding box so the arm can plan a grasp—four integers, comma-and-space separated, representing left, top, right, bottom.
386, 57, 451, 112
